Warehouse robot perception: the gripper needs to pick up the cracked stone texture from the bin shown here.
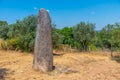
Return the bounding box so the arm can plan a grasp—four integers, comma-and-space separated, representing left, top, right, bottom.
33, 8, 53, 72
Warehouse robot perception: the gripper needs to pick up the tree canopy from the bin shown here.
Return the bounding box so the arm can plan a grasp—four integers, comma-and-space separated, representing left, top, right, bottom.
0, 15, 120, 53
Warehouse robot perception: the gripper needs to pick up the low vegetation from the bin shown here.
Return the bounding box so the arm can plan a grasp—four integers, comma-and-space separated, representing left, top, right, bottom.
0, 15, 120, 56
0, 15, 120, 80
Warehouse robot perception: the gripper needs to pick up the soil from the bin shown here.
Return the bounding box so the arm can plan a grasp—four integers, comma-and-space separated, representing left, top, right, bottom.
0, 50, 120, 80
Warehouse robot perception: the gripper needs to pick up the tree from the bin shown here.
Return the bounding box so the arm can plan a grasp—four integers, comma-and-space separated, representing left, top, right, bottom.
60, 27, 73, 45
6, 15, 37, 52
0, 20, 8, 39
52, 25, 63, 49
0, 20, 8, 26
73, 22, 95, 51
23, 15, 37, 32
0, 25, 9, 40
99, 24, 120, 56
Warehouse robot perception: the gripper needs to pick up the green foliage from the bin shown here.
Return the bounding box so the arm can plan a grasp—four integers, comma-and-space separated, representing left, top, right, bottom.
0, 25, 9, 40
52, 25, 64, 49
0, 40, 8, 50
98, 24, 120, 51
95, 23, 120, 57
0, 15, 120, 53
89, 44, 98, 51
60, 27, 75, 46
73, 22, 96, 51
0, 15, 37, 52
6, 37, 20, 50
0, 20, 8, 26
0, 21, 8, 40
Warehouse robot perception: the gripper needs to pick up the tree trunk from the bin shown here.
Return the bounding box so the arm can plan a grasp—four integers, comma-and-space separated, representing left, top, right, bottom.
33, 8, 53, 72
111, 46, 113, 57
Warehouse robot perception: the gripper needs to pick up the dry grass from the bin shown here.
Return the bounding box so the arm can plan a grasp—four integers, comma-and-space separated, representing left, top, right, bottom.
0, 50, 120, 80
0, 39, 3, 49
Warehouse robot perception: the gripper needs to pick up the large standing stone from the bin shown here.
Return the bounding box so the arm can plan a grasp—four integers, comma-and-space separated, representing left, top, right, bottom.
33, 9, 53, 72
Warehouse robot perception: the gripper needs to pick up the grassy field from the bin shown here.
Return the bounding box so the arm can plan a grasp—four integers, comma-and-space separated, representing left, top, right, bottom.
0, 50, 120, 80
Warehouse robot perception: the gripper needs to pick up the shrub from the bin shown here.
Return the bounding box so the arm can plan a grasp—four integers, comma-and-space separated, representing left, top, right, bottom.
7, 38, 20, 50
89, 44, 98, 51
0, 39, 8, 50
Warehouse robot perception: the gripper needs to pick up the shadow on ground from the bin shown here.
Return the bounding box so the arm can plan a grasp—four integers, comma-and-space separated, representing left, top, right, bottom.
53, 53, 64, 56
111, 56, 120, 63
0, 68, 9, 80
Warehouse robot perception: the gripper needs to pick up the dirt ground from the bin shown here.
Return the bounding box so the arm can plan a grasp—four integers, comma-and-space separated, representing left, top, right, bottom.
0, 50, 120, 80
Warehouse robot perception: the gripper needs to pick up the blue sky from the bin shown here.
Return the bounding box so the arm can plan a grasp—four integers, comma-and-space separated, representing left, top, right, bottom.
0, 0, 120, 30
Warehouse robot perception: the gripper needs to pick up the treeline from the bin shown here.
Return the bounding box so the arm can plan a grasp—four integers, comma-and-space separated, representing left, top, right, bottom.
0, 15, 120, 53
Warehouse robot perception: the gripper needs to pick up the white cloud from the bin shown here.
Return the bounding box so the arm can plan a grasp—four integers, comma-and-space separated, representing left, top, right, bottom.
47, 10, 50, 12
34, 7, 37, 10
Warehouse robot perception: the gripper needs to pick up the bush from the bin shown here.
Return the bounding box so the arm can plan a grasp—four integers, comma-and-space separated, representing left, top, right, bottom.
7, 38, 20, 50
56, 44, 72, 52
0, 39, 3, 49
0, 39, 8, 50
89, 44, 98, 51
